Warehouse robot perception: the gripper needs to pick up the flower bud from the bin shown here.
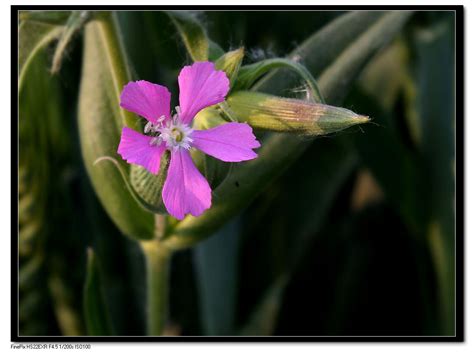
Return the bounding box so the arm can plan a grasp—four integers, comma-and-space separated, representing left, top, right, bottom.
226, 91, 369, 135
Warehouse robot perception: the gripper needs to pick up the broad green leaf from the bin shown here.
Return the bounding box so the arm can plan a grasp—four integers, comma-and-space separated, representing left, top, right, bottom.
51, 11, 91, 73
162, 11, 413, 250
194, 217, 241, 335
18, 20, 63, 90
227, 91, 368, 135
78, 16, 154, 240
83, 248, 114, 335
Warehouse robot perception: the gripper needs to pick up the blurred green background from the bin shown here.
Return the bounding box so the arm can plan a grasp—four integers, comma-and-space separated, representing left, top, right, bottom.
18, 10, 456, 336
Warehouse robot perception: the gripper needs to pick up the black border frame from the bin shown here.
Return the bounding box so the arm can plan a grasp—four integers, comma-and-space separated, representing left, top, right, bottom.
12, 4, 465, 343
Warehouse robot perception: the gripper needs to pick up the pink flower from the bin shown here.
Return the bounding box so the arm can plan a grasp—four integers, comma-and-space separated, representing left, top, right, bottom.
117, 62, 260, 220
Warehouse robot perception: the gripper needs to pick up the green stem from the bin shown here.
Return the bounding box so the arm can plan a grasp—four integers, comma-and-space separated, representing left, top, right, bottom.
236, 58, 325, 103
140, 240, 173, 336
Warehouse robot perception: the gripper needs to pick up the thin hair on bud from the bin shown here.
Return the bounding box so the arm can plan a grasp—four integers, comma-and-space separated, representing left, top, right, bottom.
288, 83, 312, 101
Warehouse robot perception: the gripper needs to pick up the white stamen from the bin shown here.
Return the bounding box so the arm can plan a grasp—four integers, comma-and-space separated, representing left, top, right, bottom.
144, 121, 154, 134
144, 115, 167, 134
157, 118, 193, 151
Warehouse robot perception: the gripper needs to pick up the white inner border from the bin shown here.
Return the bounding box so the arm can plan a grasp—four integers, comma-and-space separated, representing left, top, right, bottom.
3, 1, 471, 351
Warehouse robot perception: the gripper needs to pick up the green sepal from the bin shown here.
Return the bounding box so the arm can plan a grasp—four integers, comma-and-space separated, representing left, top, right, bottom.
130, 151, 170, 214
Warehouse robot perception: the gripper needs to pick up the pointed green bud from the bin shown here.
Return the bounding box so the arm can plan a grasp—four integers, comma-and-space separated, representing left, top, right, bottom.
226, 91, 369, 136
215, 47, 245, 88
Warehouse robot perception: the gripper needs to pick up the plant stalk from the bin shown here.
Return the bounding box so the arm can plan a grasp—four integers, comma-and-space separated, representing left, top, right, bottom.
140, 240, 172, 336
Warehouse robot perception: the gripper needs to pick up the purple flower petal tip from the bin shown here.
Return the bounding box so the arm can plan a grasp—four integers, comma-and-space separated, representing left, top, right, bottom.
178, 62, 230, 124
192, 122, 260, 162
162, 150, 211, 220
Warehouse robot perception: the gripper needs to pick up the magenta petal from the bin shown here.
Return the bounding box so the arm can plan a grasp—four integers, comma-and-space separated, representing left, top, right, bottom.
120, 80, 171, 123
192, 122, 260, 162
117, 127, 166, 174
162, 150, 211, 220
178, 62, 230, 124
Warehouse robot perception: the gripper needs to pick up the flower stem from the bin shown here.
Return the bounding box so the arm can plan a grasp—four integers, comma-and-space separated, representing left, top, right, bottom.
140, 240, 172, 336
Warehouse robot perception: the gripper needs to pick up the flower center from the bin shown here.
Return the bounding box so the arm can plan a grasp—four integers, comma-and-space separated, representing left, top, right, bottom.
144, 107, 193, 151
156, 118, 193, 151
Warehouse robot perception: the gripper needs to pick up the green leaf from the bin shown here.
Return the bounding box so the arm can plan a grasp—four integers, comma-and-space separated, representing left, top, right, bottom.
226, 91, 369, 135
162, 11, 412, 250
194, 217, 241, 335
215, 47, 244, 88
18, 19, 63, 90
83, 248, 114, 336
51, 11, 91, 73
78, 16, 154, 240
165, 11, 223, 62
